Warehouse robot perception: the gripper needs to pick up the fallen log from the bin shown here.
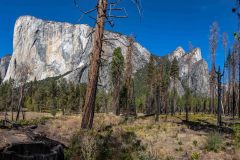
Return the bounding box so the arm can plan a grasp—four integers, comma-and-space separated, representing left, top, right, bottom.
0, 122, 66, 160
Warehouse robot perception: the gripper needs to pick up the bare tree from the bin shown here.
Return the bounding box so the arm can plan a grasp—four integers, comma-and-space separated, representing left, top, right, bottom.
124, 36, 136, 116
185, 53, 192, 122
209, 22, 219, 114
232, 45, 237, 119
155, 64, 163, 122
222, 32, 228, 115
226, 50, 232, 116
15, 63, 31, 121
76, 0, 142, 129
216, 66, 224, 127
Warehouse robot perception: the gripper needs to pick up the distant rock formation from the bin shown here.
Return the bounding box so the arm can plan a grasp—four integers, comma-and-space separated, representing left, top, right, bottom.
167, 47, 209, 96
4, 16, 150, 88
0, 55, 11, 80
3, 15, 209, 96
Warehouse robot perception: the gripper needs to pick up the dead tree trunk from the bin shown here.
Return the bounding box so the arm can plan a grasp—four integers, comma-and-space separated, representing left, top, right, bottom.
155, 85, 160, 122
16, 84, 24, 121
113, 79, 121, 115
216, 66, 224, 127
124, 37, 135, 116
238, 52, 240, 118
81, 0, 107, 129
172, 78, 176, 116
232, 51, 237, 119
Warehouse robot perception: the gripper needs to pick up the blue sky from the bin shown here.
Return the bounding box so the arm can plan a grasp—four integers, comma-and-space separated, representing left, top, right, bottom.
0, 0, 237, 68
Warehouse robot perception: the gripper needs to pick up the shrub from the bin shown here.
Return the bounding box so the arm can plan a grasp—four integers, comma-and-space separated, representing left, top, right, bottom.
190, 152, 200, 160
175, 147, 183, 152
50, 109, 57, 117
138, 151, 160, 160
16, 116, 50, 126
193, 140, 198, 147
205, 132, 222, 152
66, 130, 98, 160
165, 156, 175, 160
178, 141, 183, 145
233, 124, 240, 148
66, 128, 145, 160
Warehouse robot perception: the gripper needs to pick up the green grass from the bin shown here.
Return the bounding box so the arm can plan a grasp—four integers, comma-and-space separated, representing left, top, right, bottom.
190, 152, 200, 160
232, 124, 240, 148
205, 132, 222, 152
16, 116, 51, 126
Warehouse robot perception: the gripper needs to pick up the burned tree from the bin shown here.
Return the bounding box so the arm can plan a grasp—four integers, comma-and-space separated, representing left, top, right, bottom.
216, 66, 224, 127
185, 53, 192, 122
222, 32, 228, 115
209, 22, 219, 114
80, 0, 107, 129
170, 57, 179, 116
232, 46, 237, 119
232, 0, 240, 118
75, 0, 142, 129
15, 63, 31, 121
124, 37, 136, 116
226, 51, 232, 116
155, 63, 163, 122
110, 47, 124, 115
145, 55, 156, 115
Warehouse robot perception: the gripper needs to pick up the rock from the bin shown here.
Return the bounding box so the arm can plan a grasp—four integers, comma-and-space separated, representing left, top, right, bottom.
3, 15, 209, 96
4, 16, 150, 89
167, 48, 209, 96
0, 55, 11, 80
167, 47, 185, 61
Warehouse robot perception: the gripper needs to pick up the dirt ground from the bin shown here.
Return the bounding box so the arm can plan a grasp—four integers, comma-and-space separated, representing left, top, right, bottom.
1, 112, 240, 160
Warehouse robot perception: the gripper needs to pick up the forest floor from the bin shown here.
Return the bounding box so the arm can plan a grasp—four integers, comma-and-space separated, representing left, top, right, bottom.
0, 112, 240, 160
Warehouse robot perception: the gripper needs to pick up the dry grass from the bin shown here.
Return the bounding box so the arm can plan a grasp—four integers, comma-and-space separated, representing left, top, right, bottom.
1, 112, 240, 159
0, 112, 53, 120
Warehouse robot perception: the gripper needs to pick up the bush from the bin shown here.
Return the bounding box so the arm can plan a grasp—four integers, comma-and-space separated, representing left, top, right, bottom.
233, 124, 240, 148
16, 116, 50, 126
66, 130, 98, 160
205, 132, 222, 152
65, 128, 145, 160
190, 152, 200, 160
138, 151, 160, 160
193, 140, 198, 147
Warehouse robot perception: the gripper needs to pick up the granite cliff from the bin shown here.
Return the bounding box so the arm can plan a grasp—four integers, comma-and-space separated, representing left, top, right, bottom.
4, 16, 150, 88
167, 47, 209, 96
0, 55, 11, 80
3, 16, 209, 96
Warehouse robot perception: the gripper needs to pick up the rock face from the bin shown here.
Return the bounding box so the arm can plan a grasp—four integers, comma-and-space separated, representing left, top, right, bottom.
4, 16, 209, 96
4, 16, 150, 88
167, 47, 209, 96
0, 55, 11, 80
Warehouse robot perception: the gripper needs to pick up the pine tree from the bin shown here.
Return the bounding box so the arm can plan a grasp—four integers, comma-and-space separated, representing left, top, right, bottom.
110, 47, 124, 115
170, 57, 179, 115
145, 55, 155, 115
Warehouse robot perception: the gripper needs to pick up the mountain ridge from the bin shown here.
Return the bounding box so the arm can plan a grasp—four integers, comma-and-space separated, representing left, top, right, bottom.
2, 15, 209, 96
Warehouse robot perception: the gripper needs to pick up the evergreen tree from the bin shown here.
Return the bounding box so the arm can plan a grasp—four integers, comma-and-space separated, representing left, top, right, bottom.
110, 47, 124, 115
170, 57, 179, 115
145, 55, 156, 115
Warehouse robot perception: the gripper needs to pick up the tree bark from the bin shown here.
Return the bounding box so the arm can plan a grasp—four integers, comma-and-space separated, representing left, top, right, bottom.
216, 69, 223, 127
238, 59, 240, 118
81, 0, 107, 129
155, 85, 160, 122
16, 85, 24, 121
113, 79, 121, 115
125, 37, 135, 116
172, 78, 176, 116
185, 104, 189, 122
